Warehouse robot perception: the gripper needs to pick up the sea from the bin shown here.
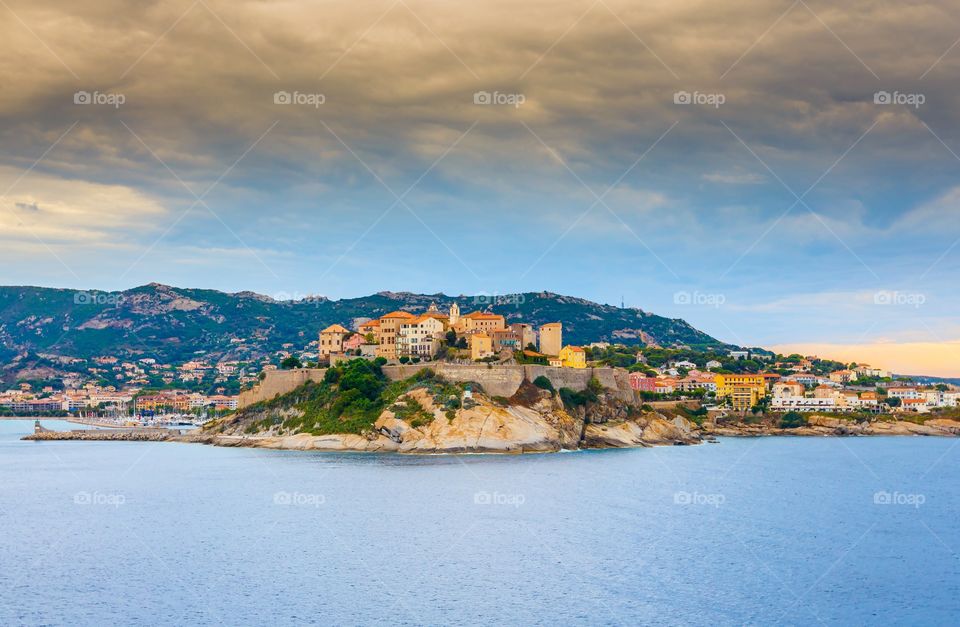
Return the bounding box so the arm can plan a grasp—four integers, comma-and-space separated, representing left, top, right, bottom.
1, 419, 957, 626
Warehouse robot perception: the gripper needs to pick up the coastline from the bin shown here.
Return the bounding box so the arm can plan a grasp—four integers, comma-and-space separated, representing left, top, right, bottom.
20, 414, 960, 453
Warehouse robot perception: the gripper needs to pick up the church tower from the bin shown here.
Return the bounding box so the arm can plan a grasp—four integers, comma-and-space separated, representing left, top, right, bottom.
449, 302, 460, 325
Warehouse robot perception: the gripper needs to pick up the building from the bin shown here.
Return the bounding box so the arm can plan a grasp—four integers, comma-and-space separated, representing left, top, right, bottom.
901, 398, 929, 413
471, 333, 494, 361
773, 381, 805, 398
854, 365, 889, 378
887, 387, 920, 400
539, 322, 562, 356
629, 373, 658, 392
510, 323, 537, 350
448, 302, 460, 326
859, 391, 879, 407
728, 350, 750, 360
675, 372, 717, 393
376, 311, 417, 359
558, 345, 586, 369
792, 373, 817, 386
491, 329, 521, 353
318, 324, 351, 357
455, 311, 506, 336
705, 360, 722, 370
814, 385, 838, 399
715, 373, 766, 411
654, 379, 677, 394
358, 318, 380, 339
343, 333, 364, 352
829, 369, 857, 384
397, 315, 445, 359
771, 396, 838, 412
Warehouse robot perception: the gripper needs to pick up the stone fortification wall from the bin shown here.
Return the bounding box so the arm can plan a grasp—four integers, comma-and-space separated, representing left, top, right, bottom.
238, 364, 637, 409
238, 368, 327, 408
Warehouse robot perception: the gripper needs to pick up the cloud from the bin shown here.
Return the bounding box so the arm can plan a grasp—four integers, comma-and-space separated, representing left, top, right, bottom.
702, 171, 764, 185
1, 0, 959, 371
0, 166, 167, 244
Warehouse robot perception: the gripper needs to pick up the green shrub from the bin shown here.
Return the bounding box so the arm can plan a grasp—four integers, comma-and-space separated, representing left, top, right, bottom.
779, 411, 807, 429
559, 387, 590, 408
532, 375, 555, 393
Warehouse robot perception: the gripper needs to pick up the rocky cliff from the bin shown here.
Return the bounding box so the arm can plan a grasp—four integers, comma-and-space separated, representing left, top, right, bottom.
193, 380, 700, 454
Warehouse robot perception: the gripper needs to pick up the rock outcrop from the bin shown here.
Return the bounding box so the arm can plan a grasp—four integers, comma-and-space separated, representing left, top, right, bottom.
193, 383, 700, 454
703, 415, 960, 438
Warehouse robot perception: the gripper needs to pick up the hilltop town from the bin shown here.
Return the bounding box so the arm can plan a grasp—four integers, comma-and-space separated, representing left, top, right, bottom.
3, 292, 959, 429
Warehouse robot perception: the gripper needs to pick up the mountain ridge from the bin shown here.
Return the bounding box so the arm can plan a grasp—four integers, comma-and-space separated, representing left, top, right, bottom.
0, 284, 729, 370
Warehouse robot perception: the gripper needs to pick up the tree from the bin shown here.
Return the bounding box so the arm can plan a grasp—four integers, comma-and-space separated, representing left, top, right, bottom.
885, 397, 901, 408
525, 343, 538, 352
456, 338, 468, 349
399, 356, 410, 364
281, 356, 303, 369
445, 330, 458, 345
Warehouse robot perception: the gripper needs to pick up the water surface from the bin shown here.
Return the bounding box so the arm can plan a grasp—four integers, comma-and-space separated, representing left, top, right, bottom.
1, 420, 957, 626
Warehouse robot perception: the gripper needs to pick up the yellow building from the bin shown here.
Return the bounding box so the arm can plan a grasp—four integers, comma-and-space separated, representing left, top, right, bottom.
715, 374, 766, 411
470, 332, 494, 361
454, 311, 506, 335
539, 322, 562, 356
558, 345, 586, 369
319, 324, 351, 357
376, 311, 417, 359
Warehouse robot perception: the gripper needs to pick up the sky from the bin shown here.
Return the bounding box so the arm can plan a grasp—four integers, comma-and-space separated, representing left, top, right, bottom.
0, 0, 959, 375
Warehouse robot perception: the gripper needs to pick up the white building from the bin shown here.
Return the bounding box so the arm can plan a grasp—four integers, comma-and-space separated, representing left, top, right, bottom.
771, 396, 839, 412
888, 387, 921, 400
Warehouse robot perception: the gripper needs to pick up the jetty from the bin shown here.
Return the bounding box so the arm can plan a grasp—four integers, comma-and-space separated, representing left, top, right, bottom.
23, 420, 181, 442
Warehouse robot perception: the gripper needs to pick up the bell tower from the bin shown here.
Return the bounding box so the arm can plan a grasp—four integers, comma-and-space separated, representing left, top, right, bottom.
449, 302, 460, 325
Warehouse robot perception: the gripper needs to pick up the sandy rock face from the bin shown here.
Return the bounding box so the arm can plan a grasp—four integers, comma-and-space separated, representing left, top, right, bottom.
374, 388, 571, 454
583, 414, 698, 448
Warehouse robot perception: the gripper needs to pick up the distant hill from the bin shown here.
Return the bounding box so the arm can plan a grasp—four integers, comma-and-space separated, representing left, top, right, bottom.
0, 284, 727, 369
895, 374, 960, 386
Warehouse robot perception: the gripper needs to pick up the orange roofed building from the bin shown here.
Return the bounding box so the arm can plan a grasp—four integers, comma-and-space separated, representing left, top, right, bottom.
454, 311, 506, 336
376, 311, 417, 359
319, 324, 351, 357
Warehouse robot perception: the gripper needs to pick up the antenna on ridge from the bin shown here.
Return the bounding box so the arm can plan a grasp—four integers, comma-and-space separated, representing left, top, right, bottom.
621, 295, 624, 309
